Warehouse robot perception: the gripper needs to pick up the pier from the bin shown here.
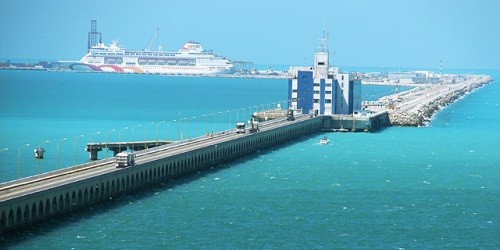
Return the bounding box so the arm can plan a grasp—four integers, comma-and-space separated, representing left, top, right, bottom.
0, 114, 322, 232
0, 74, 493, 233
363, 75, 493, 126
85, 140, 171, 160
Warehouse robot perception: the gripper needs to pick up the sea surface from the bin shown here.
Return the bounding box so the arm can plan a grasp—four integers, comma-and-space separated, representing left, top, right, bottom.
0, 69, 498, 248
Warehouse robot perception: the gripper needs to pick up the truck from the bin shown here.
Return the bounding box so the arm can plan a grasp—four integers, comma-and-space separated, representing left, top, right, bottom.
116, 152, 135, 168
235, 122, 246, 133
248, 119, 260, 133
286, 109, 295, 121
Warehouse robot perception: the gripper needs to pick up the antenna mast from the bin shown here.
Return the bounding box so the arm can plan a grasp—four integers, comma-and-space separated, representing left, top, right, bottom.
87, 20, 102, 52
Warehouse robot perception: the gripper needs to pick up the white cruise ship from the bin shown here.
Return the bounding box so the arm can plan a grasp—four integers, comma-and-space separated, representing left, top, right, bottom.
79, 41, 235, 75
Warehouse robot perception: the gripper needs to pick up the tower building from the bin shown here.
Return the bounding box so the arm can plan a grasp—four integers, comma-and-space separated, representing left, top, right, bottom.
288, 30, 361, 115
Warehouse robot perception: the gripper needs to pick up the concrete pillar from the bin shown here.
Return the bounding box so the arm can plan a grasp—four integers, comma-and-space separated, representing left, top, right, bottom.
88, 147, 102, 161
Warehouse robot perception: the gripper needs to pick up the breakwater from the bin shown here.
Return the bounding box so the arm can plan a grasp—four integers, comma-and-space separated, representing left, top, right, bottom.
387, 75, 493, 126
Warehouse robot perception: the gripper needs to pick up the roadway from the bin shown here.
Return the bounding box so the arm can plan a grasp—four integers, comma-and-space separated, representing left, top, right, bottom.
0, 113, 307, 202
382, 75, 489, 113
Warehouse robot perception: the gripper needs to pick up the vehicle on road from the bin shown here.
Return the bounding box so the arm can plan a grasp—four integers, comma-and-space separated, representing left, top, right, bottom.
236, 122, 246, 133
249, 119, 260, 133
287, 109, 295, 121
116, 152, 135, 168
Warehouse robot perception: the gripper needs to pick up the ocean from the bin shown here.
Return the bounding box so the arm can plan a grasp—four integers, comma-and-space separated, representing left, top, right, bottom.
0, 69, 498, 248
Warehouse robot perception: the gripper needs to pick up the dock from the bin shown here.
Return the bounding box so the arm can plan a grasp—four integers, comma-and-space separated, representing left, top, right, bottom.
85, 140, 171, 160
363, 75, 493, 126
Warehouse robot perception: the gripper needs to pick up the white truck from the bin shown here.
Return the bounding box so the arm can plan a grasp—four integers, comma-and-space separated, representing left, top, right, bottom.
236, 122, 246, 133
116, 152, 135, 168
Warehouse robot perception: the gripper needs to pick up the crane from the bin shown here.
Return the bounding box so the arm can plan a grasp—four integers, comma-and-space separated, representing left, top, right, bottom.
144, 28, 159, 51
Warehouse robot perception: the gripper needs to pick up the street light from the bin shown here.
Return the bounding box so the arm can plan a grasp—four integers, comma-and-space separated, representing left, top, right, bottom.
167, 120, 175, 141
156, 121, 165, 146
17, 143, 29, 179
36, 140, 50, 175
90, 131, 100, 144
145, 122, 154, 148
118, 127, 128, 153
132, 125, 142, 152
105, 129, 115, 149
213, 113, 216, 134
57, 137, 67, 170
73, 135, 84, 166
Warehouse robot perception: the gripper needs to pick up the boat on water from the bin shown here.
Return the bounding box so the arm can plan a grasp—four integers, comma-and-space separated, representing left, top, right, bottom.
78, 41, 235, 75
320, 136, 330, 145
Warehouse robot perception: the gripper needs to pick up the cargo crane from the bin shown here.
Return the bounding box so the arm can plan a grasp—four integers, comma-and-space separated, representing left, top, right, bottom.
144, 28, 159, 51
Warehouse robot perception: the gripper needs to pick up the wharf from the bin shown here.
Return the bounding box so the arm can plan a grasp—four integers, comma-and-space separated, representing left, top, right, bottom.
364, 75, 493, 126
85, 140, 171, 160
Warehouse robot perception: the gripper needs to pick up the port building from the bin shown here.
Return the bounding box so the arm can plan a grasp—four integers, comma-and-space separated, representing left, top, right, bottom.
288, 31, 361, 115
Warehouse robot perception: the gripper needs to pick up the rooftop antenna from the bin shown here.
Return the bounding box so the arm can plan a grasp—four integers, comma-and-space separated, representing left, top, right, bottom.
318, 21, 329, 53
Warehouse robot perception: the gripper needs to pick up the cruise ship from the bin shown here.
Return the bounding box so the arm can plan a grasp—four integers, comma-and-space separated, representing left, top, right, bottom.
79, 41, 235, 75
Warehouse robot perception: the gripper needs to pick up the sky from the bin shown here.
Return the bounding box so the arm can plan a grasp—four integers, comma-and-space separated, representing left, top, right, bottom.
0, 0, 499, 70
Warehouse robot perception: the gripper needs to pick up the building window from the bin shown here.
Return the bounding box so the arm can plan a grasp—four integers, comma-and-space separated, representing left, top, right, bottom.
313, 90, 320, 94
314, 99, 319, 103
314, 83, 319, 87
325, 99, 332, 103
341, 75, 344, 80
326, 91, 332, 94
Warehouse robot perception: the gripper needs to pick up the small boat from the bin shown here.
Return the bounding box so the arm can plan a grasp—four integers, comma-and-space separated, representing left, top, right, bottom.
320, 136, 330, 145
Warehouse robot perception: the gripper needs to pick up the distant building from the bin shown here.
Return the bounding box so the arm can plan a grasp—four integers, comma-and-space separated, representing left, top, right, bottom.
388, 71, 440, 84
288, 31, 361, 115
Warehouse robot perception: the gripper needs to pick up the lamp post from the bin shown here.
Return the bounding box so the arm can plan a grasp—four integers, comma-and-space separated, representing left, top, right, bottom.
105, 129, 115, 150
36, 140, 50, 175
73, 135, 84, 166
118, 127, 128, 153
238, 107, 246, 122
156, 121, 165, 146
17, 144, 29, 179
213, 112, 216, 134
167, 120, 175, 141
145, 122, 154, 148
219, 111, 223, 132
132, 125, 142, 152
201, 114, 207, 136
177, 112, 182, 141
57, 137, 67, 170
90, 132, 100, 144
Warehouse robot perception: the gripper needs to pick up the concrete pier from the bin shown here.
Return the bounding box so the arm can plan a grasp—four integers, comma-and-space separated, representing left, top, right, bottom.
85, 140, 171, 160
0, 74, 492, 233
364, 75, 493, 126
0, 115, 322, 233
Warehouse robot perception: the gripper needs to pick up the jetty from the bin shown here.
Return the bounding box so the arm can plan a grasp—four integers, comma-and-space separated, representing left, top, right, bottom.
0, 72, 493, 233
363, 75, 493, 126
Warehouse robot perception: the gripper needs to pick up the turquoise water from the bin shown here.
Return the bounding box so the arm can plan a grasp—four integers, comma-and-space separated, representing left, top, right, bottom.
0, 70, 498, 248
